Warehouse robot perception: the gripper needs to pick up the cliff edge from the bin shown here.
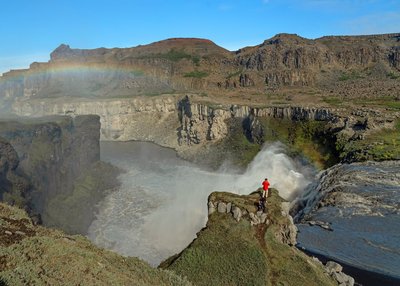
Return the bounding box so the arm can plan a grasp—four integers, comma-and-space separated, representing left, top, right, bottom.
161, 189, 348, 286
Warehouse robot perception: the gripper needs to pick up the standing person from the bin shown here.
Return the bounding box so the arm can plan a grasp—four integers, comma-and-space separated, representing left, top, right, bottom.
262, 178, 270, 199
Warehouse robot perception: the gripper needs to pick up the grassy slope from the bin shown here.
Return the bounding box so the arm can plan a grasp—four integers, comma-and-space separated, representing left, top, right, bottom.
0, 203, 191, 286
337, 118, 400, 161
162, 190, 336, 286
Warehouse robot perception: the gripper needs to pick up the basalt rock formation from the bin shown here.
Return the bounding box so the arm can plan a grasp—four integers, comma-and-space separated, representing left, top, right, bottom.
1, 33, 399, 168
0, 116, 120, 234
1, 33, 400, 104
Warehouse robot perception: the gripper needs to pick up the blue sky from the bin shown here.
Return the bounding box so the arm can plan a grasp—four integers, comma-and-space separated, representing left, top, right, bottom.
1, 0, 399, 74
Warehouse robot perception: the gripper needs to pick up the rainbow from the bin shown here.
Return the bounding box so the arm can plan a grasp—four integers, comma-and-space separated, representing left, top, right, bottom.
0, 61, 146, 82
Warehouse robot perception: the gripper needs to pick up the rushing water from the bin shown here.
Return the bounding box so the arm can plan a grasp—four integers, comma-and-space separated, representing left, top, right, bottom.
295, 161, 400, 283
88, 141, 312, 266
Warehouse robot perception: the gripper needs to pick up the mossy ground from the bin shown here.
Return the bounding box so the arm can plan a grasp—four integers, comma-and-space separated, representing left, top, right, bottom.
162, 190, 336, 286
0, 203, 191, 286
337, 119, 400, 161
218, 117, 339, 170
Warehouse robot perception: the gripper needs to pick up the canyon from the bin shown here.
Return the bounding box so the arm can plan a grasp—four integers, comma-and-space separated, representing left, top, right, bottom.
0, 32, 399, 285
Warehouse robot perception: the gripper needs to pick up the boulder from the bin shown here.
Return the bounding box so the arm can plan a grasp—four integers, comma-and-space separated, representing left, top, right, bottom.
226, 202, 232, 213
232, 206, 242, 222
332, 272, 348, 284
249, 212, 261, 225
208, 201, 215, 215
260, 213, 268, 224
217, 202, 227, 213
325, 261, 343, 274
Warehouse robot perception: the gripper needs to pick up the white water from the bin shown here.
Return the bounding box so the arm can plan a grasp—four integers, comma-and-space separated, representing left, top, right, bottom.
88, 141, 312, 266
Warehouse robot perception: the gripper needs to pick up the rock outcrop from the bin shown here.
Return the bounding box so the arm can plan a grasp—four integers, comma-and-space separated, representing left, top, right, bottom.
0, 115, 119, 234
162, 190, 338, 286
11, 94, 399, 167
0, 137, 31, 209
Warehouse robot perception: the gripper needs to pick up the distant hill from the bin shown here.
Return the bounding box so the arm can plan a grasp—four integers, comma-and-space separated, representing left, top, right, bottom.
1, 33, 399, 103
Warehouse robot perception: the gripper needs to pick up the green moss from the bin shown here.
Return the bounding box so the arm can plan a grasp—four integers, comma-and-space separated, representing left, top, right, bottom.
338, 119, 400, 161
338, 70, 364, 81
165, 214, 267, 286
322, 97, 343, 106
192, 56, 200, 66
351, 96, 400, 110
259, 118, 339, 169
183, 71, 209, 78
219, 119, 261, 167
387, 71, 400, 80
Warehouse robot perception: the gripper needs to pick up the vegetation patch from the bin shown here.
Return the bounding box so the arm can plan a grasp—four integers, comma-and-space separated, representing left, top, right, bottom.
387, 71, 400, 80
259, 118, 339, 169
338, 70, 364, 81
184, 71, 209, 78
352, 96, 400, 110
322, 96, 343, 106
337, 119, 400, 162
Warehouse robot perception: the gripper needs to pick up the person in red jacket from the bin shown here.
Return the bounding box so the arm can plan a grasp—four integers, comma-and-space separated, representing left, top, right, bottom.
262, 178, 270, 199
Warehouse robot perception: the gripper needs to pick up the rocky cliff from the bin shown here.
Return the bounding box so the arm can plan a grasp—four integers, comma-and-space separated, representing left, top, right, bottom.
12, 94, 399, 168
161, 189, 349, 286
1, 33, 400, 104
0, 115, 119, 234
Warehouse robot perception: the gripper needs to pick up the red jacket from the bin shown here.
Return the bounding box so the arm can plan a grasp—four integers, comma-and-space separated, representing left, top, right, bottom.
262, 180, 270, 191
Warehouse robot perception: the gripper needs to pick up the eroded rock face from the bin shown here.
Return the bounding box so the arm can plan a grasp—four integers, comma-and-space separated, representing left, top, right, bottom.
0, 137, 30, 208
0, 115, 116, 234
1, 33, 400, 107
12, 94, 398, 165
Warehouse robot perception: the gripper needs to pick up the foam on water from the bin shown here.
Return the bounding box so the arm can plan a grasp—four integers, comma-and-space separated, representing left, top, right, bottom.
88, 141, 312, 266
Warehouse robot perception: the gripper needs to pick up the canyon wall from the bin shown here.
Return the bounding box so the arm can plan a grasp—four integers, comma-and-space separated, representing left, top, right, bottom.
12, 95, 338, 148
0, 115, 118, 233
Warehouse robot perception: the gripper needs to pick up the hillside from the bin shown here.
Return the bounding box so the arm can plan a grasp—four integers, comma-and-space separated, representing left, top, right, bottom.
0, 202, 191, 286
1, 33, 399, 109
